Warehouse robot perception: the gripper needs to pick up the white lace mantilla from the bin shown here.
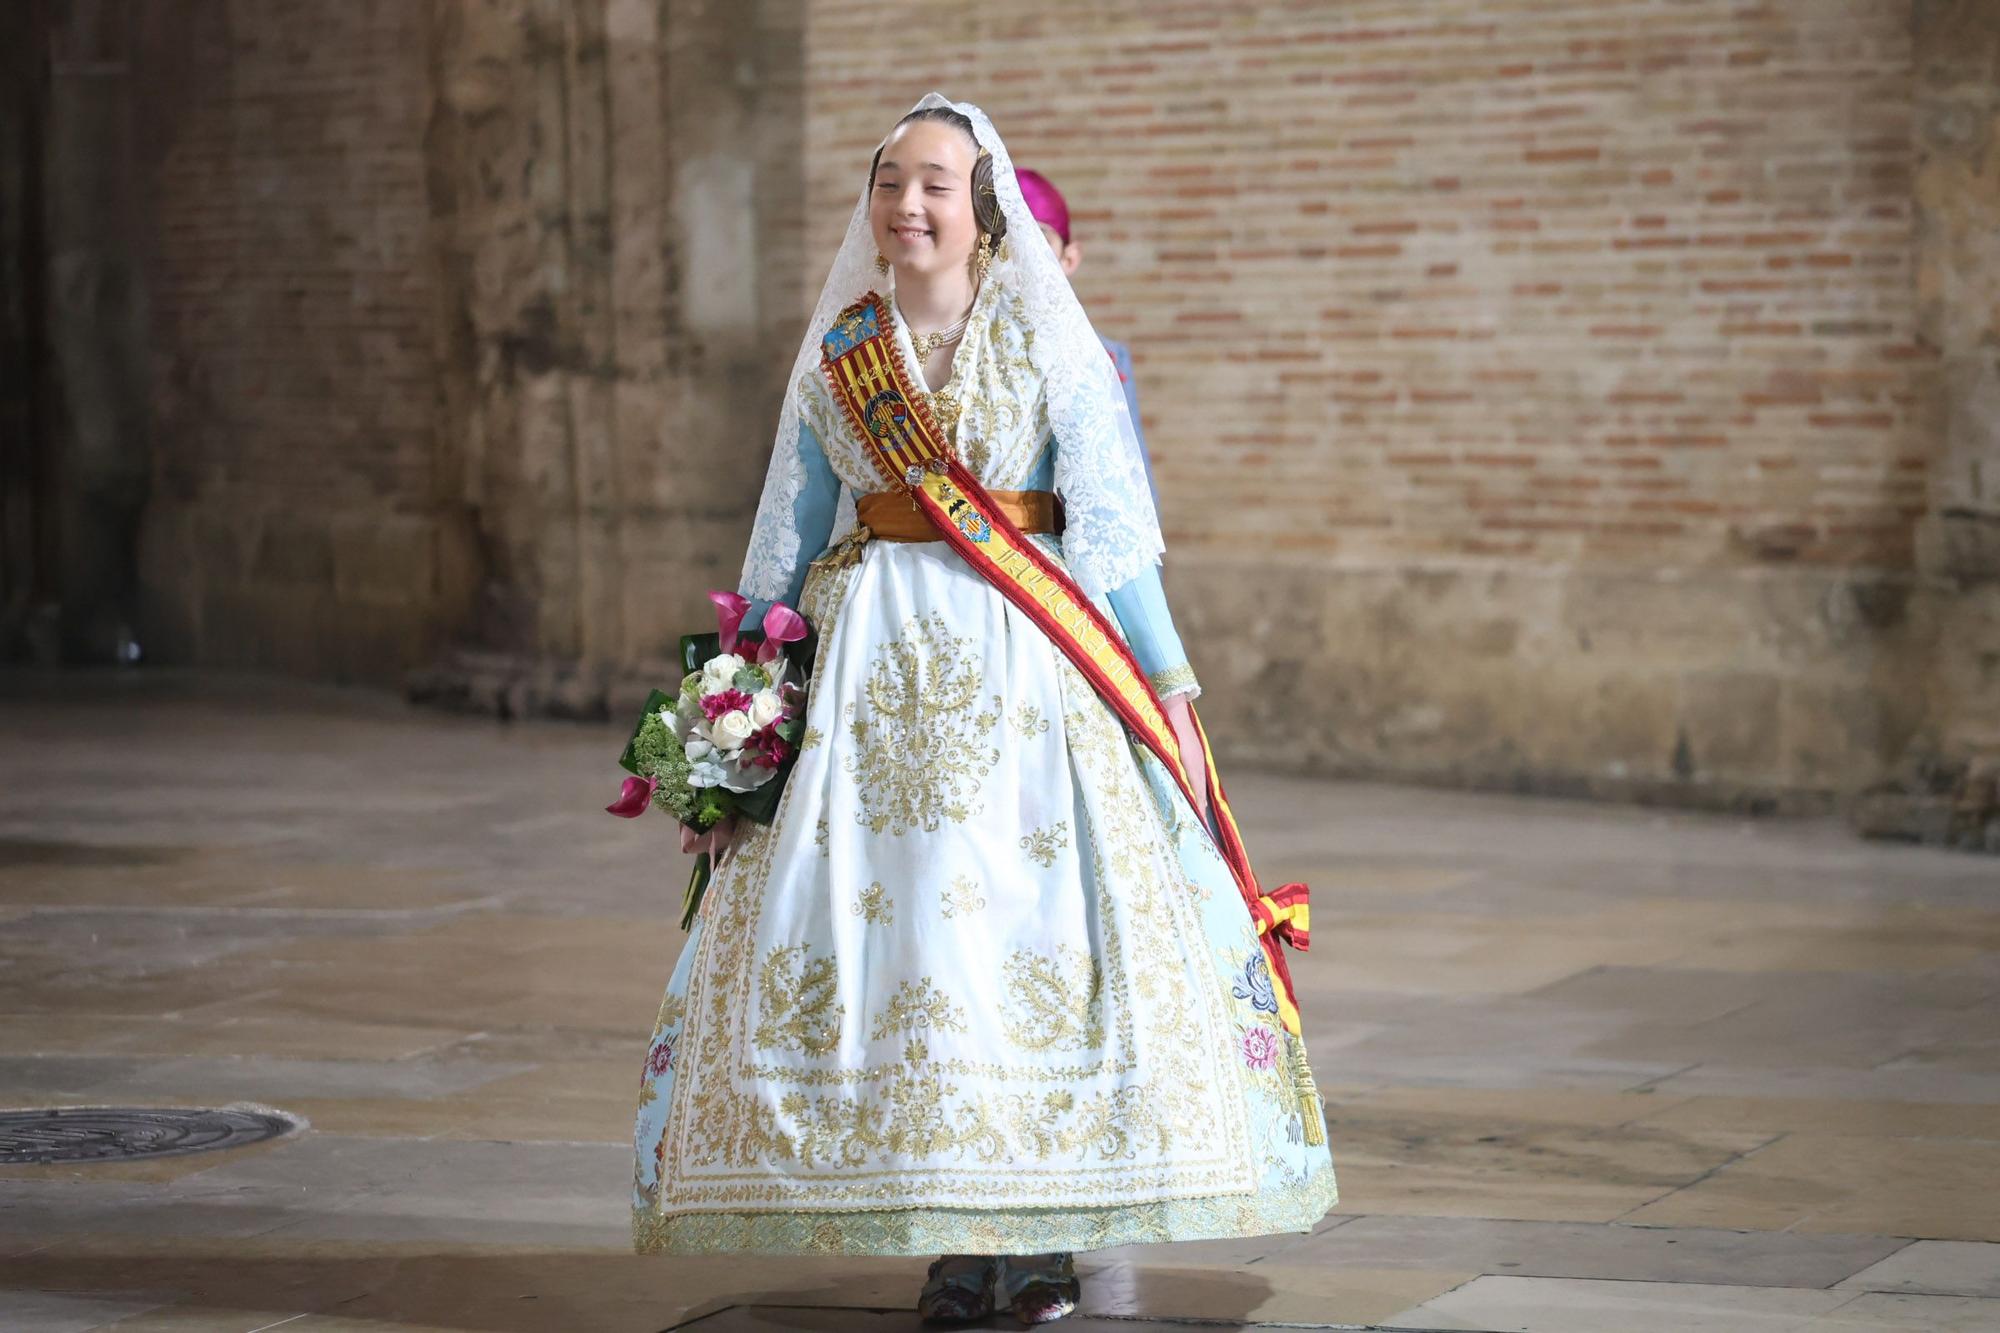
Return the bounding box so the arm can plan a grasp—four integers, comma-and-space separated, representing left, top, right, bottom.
740, 93, 1165, 602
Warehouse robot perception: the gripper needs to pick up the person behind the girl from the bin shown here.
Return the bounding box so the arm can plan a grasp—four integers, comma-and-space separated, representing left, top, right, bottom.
1015, 167, 1159, 509
631, 93, 1335, 1328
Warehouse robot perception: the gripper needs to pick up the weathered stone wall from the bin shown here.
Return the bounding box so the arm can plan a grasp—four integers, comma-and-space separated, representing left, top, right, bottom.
1857, 0, 2000, 845
414, 0, 805, 716
133, 0, 464, 682
13, 0, 1996, 813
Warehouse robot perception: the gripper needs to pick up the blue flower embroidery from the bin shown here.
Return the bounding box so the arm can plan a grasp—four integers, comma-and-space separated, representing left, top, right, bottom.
1231, 952, 1278, 1014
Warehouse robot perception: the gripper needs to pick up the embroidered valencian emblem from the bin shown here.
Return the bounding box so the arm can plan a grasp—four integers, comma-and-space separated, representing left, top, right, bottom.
863, 389, 908, 440
954, 508, 992, 542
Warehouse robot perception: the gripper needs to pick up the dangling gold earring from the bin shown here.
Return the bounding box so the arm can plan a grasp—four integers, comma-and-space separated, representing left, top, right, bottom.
974, 232, 994, 284
874, 252, 890, 275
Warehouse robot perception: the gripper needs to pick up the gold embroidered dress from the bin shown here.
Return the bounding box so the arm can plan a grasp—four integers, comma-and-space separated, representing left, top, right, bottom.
630, 255, 1339, 1255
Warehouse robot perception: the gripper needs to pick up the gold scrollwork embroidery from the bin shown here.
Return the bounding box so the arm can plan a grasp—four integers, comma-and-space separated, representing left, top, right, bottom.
1019, 820, 1071, 869
941, 874, 987, 919
869, 977, 968, 1040
1010, 701, 1051, 739
1001, 944, 1105, 1052
754, 944, 844, 1057
844, 613, 1000, 834
653, 590, 1265, 1211
852, 881, 893, 925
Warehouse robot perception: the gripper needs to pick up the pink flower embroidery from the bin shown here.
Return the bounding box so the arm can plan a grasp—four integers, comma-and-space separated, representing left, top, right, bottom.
1240, 1027, 1280, 1071
646, 1040, 675, 1078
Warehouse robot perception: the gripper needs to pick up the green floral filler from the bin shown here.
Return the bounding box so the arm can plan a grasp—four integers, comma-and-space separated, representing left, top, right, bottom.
630, 710, 718, 827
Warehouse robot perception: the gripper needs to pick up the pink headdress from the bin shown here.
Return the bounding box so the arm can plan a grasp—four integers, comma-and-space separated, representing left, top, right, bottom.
1015, 168, 1071, 246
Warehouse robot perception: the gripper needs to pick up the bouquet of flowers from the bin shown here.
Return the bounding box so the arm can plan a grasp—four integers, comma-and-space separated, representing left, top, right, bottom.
607, 590, 814, 927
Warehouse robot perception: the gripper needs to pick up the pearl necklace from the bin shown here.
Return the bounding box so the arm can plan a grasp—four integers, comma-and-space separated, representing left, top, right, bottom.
899, 294, 975, 361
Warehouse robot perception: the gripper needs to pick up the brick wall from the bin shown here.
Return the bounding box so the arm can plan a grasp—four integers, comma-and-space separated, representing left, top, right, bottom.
100, 0, 1971, 804
137, 0, 464, 681
804, 0, 1934, 803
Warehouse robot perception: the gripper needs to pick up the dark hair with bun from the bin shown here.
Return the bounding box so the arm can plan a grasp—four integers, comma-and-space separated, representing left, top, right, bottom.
867, 107, 1008, 244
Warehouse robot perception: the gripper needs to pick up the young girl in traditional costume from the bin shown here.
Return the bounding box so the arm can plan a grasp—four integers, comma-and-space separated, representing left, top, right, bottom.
632, 93, 1336, 1326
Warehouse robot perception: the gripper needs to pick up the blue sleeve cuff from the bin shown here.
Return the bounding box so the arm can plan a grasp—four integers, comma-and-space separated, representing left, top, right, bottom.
1105, 562, 1199, 701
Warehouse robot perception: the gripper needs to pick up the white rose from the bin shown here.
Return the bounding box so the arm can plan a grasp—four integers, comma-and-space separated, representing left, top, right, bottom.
747, 689, 783, 730
701, 653, 745, 690
711, 710, 754, 747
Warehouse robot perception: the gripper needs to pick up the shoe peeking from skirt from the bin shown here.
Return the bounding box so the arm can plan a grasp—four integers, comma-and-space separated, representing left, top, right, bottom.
917, 1253, 998, 1324
997, 1251, 1080, 1325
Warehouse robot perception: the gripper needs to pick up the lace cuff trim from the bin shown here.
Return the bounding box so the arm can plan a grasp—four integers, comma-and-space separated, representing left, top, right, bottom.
1149, 663, 1200, 701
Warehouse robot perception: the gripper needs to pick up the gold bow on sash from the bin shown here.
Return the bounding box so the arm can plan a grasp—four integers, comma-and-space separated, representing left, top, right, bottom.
819, 293, 1324, 1145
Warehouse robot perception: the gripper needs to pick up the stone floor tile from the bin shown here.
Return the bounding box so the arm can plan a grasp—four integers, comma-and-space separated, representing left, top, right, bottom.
1324, 1084, 1695, 1128
1833, 1240, 2000, 1297
1622, 1135, 2000, 1239
89, 1307, 307, 1331
1636, 1063, 2000, 1106
1798, 1292, 2000, 1330
0, 1013, 469, 1064
1079, 1261, 1476, 1326
1296, 1215, 1909, 1288
1382, 1274, 1854, 1332
4, 676, 1998, 1329
1627, 1094, 2000, 1140
0, 1292, 174, 1333
1322, 1099, 1773, 1224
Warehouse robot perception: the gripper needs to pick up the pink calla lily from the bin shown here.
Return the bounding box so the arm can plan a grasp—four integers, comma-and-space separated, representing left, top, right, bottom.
708, 590, 751, 656
756, 602, 808, 663
606, 775, 658, 818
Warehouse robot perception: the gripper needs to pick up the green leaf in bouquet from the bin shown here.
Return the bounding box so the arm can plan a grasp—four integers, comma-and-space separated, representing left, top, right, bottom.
680, 632, 722, 676
618, 689, 679, 777
730, 777, 784, 827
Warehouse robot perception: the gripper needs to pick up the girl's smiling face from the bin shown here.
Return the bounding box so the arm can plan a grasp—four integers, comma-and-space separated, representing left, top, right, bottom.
870, 119, 981, 280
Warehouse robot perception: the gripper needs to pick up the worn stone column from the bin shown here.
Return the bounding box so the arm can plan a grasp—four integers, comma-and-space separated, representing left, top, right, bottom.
36, 0, 152, 665
416, 0, 805, 719
0, 1, 50, 661
1857, 0, 2000, 849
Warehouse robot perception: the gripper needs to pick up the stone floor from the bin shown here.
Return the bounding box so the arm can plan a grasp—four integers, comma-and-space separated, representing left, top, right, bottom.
0, 671, 1996, 1332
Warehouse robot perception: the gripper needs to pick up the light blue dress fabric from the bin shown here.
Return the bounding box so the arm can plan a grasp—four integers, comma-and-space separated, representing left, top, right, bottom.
740, 418, 1195, 698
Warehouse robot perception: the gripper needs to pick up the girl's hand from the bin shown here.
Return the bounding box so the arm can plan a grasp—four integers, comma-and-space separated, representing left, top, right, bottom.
679, 814, 740, 864
1163, 694, 1212, 824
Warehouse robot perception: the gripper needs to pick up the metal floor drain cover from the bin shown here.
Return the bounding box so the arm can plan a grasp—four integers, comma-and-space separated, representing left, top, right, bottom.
0, 1106, 301, 1165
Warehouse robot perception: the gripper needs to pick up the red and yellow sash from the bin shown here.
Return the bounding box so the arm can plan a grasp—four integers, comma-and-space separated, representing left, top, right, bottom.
820, 294, 1321, 1120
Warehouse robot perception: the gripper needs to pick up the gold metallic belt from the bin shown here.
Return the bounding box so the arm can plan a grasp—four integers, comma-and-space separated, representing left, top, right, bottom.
855, 488, 1062, 541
